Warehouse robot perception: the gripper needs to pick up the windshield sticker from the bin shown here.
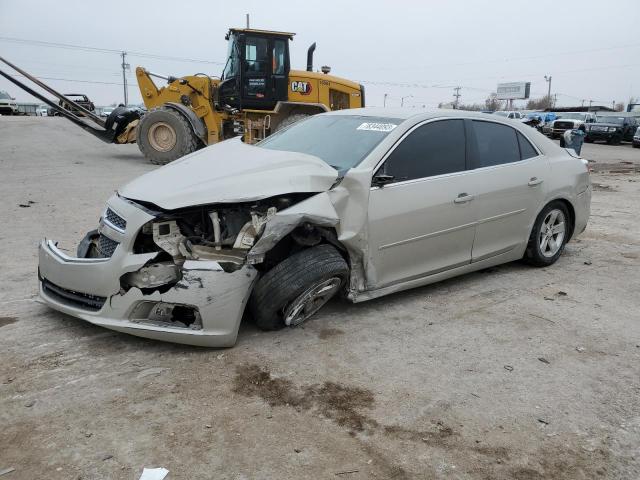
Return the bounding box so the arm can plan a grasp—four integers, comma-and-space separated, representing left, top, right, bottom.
357, 122, 397, 132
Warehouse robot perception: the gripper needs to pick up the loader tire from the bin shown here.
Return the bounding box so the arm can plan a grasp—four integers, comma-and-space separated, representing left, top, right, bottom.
249, 245, 349, 331
274, 113, 310, 132
137, 107, 200, 165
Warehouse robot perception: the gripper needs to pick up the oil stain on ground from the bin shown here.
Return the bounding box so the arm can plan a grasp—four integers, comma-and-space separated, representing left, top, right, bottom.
0, 316, 18, 328
317, 327, 345, 340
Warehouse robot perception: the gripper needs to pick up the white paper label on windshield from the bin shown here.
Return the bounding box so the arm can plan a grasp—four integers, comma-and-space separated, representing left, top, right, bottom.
357, 122, 397, 132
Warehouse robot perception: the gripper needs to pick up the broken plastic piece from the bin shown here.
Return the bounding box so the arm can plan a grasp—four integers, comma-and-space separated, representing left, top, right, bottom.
139, 468, 169, 480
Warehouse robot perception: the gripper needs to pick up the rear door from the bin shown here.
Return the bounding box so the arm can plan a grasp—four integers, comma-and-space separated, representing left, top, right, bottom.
367, 119, 477, 288
467, 120, 549, 262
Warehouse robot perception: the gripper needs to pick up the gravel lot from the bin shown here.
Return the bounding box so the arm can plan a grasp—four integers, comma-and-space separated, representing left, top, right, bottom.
1, 117, 639, 480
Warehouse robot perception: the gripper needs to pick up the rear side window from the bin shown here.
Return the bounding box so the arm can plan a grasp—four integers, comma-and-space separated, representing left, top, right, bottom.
472, 121, 520, 167
384, 119, 466, 181
517, 132, 538, 160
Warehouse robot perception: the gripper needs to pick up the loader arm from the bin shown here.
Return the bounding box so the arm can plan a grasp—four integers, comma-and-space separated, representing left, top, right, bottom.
0, 56, 141, 145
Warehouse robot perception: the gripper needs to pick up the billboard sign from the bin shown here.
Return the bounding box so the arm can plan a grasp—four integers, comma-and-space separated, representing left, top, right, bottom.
496, 82, 531, 100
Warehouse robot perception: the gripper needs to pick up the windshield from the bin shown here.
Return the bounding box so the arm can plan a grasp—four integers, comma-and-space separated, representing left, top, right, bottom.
222, 34, 239, 80
0, 91, 11, 100
493, 112, 509, 117
596, 116, 624, 125
258, 115, 401, 170
557, 113, 585, 120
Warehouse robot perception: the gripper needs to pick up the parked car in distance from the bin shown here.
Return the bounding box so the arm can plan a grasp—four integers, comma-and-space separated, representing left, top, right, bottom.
51, 94, 95, 117
633, 126, 640, 148
37, 107, 48, 116
494, 111, 525, 120
585, 115, 639, 144
0, 90, 18, 115
546, 112, 597, 139
37, 109, 591, 347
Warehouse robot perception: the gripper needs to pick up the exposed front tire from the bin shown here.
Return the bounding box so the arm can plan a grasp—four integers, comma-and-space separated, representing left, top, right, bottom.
249, 244, 349, 330
136, 107, 200, 165
524, 201, 570, 267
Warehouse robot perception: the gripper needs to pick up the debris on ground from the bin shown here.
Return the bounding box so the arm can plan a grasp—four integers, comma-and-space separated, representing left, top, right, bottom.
537, 418, 549, 426
0, 467, 15, 476
538, 357, 550, 365
24, 400, 35, 407
503, 365, 514, 372
139, 467, 169, 480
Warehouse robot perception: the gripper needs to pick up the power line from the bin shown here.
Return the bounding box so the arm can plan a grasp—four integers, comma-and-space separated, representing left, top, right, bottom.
0, 36, 224, 65
11, 73, 137, 87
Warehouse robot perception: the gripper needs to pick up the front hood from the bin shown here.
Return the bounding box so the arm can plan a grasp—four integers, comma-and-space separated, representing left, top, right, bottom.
120, 139, 339, 210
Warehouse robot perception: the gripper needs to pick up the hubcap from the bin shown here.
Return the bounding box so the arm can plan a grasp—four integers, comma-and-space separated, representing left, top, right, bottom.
283, 277, 342, 326
148, 122, 177, 152
539, 209, 566, 258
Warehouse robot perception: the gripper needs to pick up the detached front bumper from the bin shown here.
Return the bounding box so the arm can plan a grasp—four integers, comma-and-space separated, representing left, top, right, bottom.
38, 195, 257, 347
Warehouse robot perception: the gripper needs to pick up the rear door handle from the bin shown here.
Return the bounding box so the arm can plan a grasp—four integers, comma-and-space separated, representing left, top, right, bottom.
454, 193, 474, 204
528, 177, 544, 186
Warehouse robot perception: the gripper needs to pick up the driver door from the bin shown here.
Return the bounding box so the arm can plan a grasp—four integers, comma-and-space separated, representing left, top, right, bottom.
366, 119, 477, 289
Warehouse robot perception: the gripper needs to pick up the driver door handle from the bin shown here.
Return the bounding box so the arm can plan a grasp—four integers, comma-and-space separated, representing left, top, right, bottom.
528, 177, 544, 186
454, 193, 474, 204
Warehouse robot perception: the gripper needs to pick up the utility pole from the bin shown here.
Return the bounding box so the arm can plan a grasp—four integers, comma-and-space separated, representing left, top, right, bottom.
612, 100, 615, 111
453, 86, 461, 109
581, 99, 585, 107
383, 93, 388, 107
544, 75, 552, 108
400, 94, 412, 107
120, 51, 129, 106
588, 99, 593, 111
246, 13, 250, 28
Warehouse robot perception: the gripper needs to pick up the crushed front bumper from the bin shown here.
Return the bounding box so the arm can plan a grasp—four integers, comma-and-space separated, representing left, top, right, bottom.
37, 195, 257, 347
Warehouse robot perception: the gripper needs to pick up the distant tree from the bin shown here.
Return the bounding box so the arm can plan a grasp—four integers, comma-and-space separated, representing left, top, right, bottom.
614, 102, 625, 112
456, 102, 485, 111
526, 95, 554, 110
485, 93, 502, 111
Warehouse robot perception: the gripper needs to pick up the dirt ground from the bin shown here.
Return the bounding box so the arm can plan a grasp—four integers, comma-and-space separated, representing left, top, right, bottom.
1, 117, 639, 480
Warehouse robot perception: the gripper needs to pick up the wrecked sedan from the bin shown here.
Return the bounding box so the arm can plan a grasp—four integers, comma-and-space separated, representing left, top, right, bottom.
38, 108, 591, 347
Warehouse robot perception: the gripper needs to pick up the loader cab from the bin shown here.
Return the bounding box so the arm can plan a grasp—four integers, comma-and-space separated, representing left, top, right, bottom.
219, 29, 293, 110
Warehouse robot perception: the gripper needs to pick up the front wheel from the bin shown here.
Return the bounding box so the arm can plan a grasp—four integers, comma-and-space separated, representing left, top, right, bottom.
524, 202, 570, 267
136, 107, 200, 165
249, 245, 349, 330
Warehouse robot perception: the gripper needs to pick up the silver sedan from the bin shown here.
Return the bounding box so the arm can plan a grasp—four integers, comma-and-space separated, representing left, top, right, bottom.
38, 108, 591, 346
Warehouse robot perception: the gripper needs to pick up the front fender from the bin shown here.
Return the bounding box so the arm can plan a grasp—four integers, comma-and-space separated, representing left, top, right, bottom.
163, 102, 207, 143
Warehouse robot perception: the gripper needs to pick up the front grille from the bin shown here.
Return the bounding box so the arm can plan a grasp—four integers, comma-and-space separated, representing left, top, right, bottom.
97, 234, 119, 257
554, 121, 574, 130
42, 279, 106, 311
104, 208, 126, 231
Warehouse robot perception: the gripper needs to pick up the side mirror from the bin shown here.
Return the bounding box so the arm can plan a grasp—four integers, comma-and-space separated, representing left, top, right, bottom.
372, 173, 395, 187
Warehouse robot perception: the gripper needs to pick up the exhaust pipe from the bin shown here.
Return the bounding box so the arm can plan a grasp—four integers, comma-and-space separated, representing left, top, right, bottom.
306, 42, 316, 72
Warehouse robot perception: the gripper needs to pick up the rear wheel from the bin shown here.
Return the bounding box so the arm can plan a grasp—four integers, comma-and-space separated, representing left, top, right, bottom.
607, 134, 622, 145
137, 107, 200, 165
524, 201, 570, 267
249, 245, 349, 330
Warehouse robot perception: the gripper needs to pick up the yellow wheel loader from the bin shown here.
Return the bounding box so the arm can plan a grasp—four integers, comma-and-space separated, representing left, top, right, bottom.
0, 29, 365, 165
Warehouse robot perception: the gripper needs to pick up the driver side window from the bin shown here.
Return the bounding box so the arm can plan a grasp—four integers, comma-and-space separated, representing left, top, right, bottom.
383, 120, 466, 182
245, 37, 268, 73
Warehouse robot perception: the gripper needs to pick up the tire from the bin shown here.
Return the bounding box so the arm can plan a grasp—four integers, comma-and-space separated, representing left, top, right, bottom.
274, 113, 310, 133
607, 135, 622, 145
633, 143, 640, 149
524, 201, 571, 267
249, 244, 349, 330
136, 107, 200, 165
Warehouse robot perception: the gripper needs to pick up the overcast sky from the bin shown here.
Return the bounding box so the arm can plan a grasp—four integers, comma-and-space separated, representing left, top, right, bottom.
1, 0, 639, 109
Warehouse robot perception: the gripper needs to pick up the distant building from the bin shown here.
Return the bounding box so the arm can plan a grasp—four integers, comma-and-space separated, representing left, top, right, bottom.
546, 106, 614, 113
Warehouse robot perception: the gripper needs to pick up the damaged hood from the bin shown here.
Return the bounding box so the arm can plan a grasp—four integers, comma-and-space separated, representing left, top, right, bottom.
119, 139, 339, 210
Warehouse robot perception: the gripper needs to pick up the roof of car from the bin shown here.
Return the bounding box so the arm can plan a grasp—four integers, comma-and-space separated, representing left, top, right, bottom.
325, 107, 506, 122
